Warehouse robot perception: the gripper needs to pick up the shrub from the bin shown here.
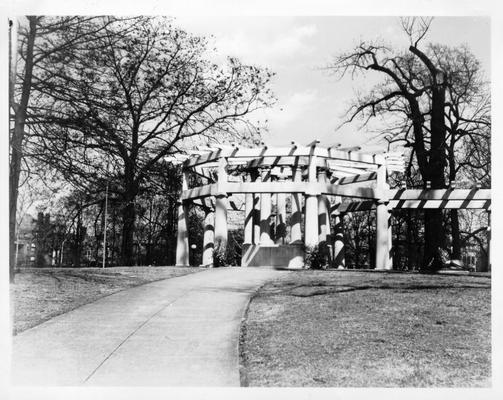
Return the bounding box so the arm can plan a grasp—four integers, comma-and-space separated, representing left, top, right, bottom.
213, 240, 227, 267
304, 243, 330, 269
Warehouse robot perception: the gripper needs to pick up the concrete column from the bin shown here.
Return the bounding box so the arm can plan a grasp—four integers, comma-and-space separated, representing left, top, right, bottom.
215, 158, 229, 252
244, 189, 254, 244
290, 166, 303, 244
176, 169, 190, 266
304, 195, 319, 247
253, 193, 260, 244
317, 167, 331, 245
259, 168, 273, 245
252, 172, 261, 244
175, 200, 189, 266
375, 164, 392, 270
304, 157, 319, 248
214, 194, 228, 250
333, 211, 345, 269
202, 208, 215, 267
275, 191, 287, 244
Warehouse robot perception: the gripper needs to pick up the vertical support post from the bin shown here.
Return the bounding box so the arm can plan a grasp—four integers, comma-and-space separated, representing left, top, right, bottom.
214, 195, 228, 251
276, 190, 287, 244
215, 158, 228, 251
215, 158, 229, 253
244, 173, 254, 245
304, 154, 319, 248
251, 170, 261, 244
332, 196, 345, 269
253, 194, 260, 244
375, 163, 392, 270
260, 168, 273, 245
175, 170, 190, 266
317, 165, 331, 245
333, 212, 345, 268
202, 208, 215, 267
290, 165, 303, 244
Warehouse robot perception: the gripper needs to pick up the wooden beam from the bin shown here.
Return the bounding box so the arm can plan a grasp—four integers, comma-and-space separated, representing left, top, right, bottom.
336, 172, 377, 185
339, 200, 375, 212
220, 182, 375, 198
388, 188, 491, 201
181, 184, 217, 200
389, 199, 491, 210
183, 146, 386, 168
182, 181, 376, 200
339, 197, 491, 212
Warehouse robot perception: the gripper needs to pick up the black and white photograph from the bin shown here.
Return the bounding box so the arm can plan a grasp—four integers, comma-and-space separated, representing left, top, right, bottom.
3, 1, 502, 399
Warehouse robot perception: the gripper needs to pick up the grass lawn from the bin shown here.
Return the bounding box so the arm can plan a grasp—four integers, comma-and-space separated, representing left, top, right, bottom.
240, 270, 491, 387
10, 266, 202, 335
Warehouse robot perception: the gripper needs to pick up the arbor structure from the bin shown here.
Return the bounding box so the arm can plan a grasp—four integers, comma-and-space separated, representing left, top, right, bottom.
174, 141, 491, 270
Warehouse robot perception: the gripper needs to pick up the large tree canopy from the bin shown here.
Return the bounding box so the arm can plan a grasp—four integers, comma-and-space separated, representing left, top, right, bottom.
328, 18, 490, 270
23, 16, 275, 265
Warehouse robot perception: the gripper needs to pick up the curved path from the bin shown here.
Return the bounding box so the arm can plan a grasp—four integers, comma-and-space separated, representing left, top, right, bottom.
12, 267, 284, 386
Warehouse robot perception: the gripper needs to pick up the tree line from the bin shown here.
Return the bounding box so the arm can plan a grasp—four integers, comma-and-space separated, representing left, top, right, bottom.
9, 16, 490, 280
9, 16, 274, 281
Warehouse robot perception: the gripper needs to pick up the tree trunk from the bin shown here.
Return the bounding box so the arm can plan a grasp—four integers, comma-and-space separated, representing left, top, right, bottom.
447, 141, 462, 260
111, 205, 117, 267
121, 175, 138, 266
450, 209, 461, 259
121, 200, 136, 266
9, 17, 37, 282
422, 76, 447, 271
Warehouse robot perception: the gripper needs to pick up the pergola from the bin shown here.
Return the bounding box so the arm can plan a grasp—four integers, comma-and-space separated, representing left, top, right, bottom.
175, 142, 491, 269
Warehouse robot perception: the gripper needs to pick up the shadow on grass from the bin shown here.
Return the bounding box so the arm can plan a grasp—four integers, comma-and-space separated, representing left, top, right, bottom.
264, 281, 491, 297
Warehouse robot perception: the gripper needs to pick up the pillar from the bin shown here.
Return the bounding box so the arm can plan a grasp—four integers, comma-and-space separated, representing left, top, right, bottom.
176, 169, 190, 266
215, 194, 228, 250
253, 193, 260, 244
175, 200, 189, 266
317, 167, 331, 245
290, 166, 302, 244
375, 164, 392, 270
202, 208, 215, 267
260, 168, 273, 245
252, 173, 261, 244
304, 157, 319, 248
215, 158, 229, 252
244, 186, 254, 244
275, 191, 287, 244
333, 210, 345, 269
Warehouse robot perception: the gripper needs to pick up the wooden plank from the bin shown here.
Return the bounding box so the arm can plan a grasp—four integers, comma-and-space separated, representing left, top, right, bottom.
389, 199, 491, 210
336, 172, 377, 185
338, 198, 491, 212
181, 184, 217, 200
183, 146, 385, 167
217, 182, 376, 199
388, 188, 491, 201
339, 200, 375, 212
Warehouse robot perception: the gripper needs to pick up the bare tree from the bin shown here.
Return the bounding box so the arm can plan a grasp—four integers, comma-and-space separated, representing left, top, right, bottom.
327, 17, 490, 271
10, 16, 119, 280
26, 16, 274, 265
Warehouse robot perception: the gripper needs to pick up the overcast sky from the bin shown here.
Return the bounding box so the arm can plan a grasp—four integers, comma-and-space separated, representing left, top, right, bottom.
174, 16, 490, 152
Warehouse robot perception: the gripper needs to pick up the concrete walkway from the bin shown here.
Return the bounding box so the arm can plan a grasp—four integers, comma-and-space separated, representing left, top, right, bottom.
12, 267, 284, 386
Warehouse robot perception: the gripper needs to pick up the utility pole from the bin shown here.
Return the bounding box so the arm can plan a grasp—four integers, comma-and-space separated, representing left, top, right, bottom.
102, 159, 110, 268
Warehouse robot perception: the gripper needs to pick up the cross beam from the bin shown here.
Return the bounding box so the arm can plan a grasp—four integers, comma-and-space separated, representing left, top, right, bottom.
183, 146, 386, 168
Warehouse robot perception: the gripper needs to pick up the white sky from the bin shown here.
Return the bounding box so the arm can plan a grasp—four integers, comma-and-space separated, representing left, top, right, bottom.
174, 16, 490, 152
